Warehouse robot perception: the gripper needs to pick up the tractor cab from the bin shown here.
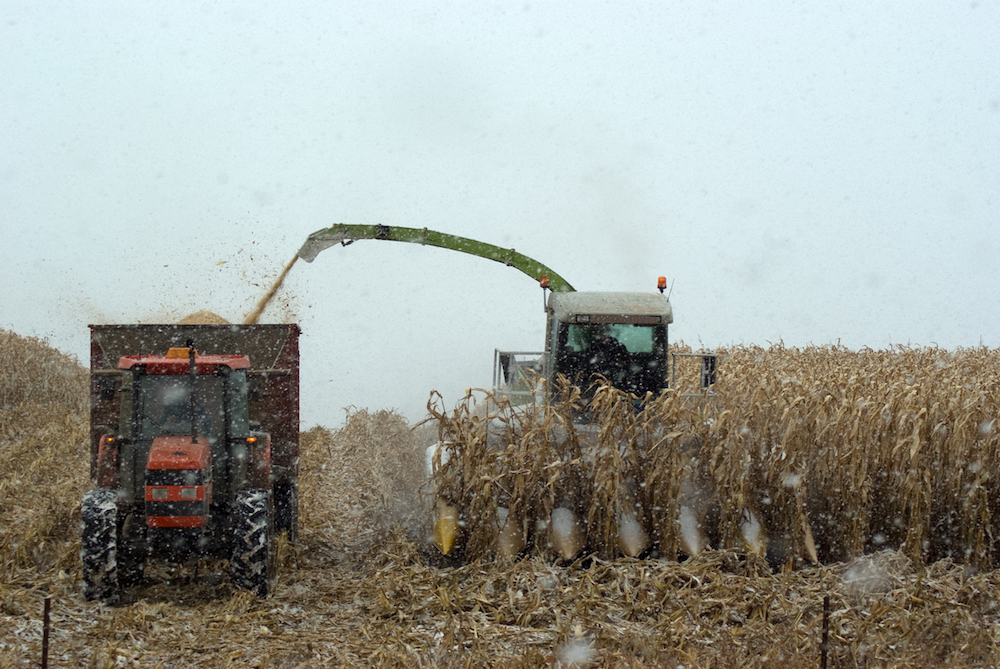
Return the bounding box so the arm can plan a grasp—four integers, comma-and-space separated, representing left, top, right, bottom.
123, 349, 251, 445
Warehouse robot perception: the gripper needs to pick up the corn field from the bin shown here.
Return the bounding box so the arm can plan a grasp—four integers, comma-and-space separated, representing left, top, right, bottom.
2, 329, 1000, 667
430, 344, 1000, 570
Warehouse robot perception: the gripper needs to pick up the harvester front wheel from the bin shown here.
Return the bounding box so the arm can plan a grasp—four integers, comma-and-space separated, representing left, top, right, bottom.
81, 488, 120, 604
230, 490, 275, 597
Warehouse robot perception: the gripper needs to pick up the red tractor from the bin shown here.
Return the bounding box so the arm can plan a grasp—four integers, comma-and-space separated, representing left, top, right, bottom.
82, 324, 299, 603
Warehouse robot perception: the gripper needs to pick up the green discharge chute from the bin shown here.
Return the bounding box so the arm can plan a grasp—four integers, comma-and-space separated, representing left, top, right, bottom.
297, 223, 575, 293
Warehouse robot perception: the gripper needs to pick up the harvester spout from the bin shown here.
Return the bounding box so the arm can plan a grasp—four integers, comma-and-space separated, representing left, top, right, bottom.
298, 224, 575, 292
297, 229, 350, 263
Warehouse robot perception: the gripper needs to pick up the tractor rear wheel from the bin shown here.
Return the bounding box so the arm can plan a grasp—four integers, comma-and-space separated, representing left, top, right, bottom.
230, 489, 275, 597
81, 488, 120, 604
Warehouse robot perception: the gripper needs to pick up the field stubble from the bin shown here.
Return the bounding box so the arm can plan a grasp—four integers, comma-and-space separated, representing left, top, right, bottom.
0, 330, 999, 667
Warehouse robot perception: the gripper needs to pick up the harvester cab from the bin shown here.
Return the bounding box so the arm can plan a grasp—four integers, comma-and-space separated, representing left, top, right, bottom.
83, 324, 300, 604
543, 289, 673, 401
491, 284, 675, 410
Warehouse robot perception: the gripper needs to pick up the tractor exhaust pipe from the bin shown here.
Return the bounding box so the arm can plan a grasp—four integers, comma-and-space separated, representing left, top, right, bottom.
187, 340, 198, 444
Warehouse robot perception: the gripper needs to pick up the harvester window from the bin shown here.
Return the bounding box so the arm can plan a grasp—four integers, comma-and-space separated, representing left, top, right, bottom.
610, 325, 656, 353
564, 324, 655, 354
588, 327, 628, 365
556, 323, 668, 396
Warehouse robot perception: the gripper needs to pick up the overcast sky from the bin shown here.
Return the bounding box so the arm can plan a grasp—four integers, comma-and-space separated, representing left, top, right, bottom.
2, 1, 998, 427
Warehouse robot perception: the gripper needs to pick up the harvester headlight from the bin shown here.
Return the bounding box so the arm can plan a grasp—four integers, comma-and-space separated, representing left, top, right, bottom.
150, 487, 168, 500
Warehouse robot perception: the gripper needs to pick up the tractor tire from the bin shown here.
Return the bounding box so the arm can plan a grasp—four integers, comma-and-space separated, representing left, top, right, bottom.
230, 489, 275, 597
274, 481, 298, 542
81, 488, 120, 604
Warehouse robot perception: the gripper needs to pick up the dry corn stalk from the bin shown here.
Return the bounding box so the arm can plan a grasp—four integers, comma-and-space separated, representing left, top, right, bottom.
429, 343, 1000, 569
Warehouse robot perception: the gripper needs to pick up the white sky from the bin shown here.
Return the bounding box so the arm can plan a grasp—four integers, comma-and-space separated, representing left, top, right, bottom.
2, 1, 998, 427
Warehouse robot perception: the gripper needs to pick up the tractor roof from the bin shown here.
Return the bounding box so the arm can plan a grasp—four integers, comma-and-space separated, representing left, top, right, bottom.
548, 291, 673, 324
119, 351, 251, 373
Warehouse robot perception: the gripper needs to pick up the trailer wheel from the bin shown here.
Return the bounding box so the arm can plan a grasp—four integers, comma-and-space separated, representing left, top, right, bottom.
274, 481, 298, 542
230, 490, 274, 597
81, 488, 120, 604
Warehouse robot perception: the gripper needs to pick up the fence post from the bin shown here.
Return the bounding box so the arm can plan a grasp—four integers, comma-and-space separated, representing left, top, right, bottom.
41, 595, 51, 669
820, 594, 830, 669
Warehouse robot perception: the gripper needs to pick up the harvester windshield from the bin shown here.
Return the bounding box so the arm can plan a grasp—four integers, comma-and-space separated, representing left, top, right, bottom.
563, 323, 659, 354
555, 322, 667, 395
546, 290, 673, 399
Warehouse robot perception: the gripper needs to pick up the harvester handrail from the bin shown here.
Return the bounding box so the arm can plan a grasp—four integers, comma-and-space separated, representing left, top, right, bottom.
298, 223, 575, 293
